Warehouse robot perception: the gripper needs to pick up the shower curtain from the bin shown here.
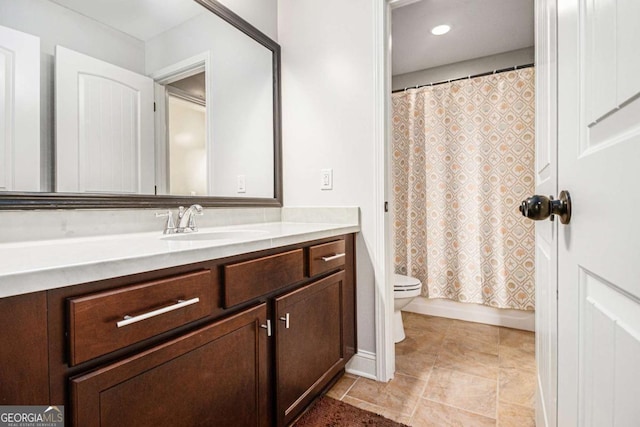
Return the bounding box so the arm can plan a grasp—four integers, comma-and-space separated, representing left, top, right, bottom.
392, 68, 535, 311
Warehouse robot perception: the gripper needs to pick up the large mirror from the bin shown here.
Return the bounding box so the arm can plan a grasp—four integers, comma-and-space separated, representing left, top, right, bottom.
0, 0, 281, 208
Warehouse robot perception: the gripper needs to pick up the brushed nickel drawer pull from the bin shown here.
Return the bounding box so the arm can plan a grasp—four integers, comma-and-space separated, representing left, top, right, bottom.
116, 297, 200, 328
321, 253, 345, 262
279, 312, 290, 329
260, 319, 272, 336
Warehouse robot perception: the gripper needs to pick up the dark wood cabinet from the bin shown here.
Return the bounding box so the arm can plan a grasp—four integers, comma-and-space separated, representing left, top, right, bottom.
0, 292, 49, 405
70, 304, 270, 427
0, 233, 356, 427
275, 271, 346, 426
67, 270, 215, 365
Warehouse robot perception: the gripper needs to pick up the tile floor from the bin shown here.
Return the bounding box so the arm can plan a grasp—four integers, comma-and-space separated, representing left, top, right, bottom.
327, 312, 536, 426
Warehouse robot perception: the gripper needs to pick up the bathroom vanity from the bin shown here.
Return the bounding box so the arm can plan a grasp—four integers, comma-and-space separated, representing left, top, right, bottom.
0, 0, 360, 423
0, 222, 358, 427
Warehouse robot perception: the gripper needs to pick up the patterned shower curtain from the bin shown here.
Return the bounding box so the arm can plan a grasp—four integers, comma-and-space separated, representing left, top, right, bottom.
392, 68, 535, 311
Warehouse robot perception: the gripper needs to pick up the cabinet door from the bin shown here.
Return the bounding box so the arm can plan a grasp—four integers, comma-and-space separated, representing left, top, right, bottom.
275, 271, 346, 426
0, 292, 49, 404
70, 304, 269, 427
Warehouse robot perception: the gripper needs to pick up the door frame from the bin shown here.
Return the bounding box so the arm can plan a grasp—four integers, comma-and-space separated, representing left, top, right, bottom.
378, 0, 559, 397
534, 1, 559, 426
150, 52, 211, 196
372, 0, 394, 382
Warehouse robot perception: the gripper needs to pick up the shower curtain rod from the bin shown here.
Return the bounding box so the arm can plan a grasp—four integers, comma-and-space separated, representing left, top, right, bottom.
391, 62, 535, 93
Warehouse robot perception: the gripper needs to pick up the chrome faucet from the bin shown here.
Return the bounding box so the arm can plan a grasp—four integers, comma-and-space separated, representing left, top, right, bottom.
156, 204, 203, 234
176, 204, 204, 233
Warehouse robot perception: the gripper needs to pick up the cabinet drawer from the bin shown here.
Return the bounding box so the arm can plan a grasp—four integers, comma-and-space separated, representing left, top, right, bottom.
68, 270, 215, 365
308, 239, 346, 277
224, 249, 304, 308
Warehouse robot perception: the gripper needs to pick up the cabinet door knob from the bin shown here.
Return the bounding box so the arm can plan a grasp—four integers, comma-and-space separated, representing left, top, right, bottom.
279, 313, 290, 329
260, 319, 272, 336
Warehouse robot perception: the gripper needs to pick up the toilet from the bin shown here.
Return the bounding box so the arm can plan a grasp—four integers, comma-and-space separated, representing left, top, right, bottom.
393, 274, 422, 343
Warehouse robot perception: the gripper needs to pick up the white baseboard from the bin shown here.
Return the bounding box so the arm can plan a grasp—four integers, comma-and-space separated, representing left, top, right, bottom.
346, 350, 378, 380
404, 296, 535, 331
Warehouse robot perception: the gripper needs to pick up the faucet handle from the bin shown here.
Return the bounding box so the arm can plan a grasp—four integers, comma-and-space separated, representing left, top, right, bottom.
187, 204, 204, 231
155, 210, 175, 234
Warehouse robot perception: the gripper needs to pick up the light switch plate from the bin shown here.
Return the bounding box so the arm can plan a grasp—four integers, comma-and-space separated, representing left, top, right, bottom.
320, 169, 332, 190
237, 175, 246, 193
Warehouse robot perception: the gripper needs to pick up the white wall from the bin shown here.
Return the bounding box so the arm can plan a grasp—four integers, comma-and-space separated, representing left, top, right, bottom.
168, 97, 207, 196
217, 0, 278, 41
279, 0, 380, 356
146, 12, 274, 198
392, 46, 535, 91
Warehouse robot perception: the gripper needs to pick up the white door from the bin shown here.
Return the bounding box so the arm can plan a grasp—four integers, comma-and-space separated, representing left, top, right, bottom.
0, 24, 40, 191
534, 1, 558, 426
557, 0, 640, 425
56, 46, 154, 194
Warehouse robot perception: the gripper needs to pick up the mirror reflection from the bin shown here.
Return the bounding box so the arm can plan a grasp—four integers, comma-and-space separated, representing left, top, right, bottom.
0, 0, 276, 199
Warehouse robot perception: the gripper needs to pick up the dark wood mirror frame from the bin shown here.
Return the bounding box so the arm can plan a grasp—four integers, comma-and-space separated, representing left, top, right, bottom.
0, 0, 282, 210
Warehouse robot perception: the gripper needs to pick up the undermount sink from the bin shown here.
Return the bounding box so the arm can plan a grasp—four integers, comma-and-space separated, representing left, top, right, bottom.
161, 230, 269, 241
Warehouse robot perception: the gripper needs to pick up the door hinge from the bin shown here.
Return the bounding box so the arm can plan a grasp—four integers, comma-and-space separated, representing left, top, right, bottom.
384, 201, 389, 212
153, 102, 156, 112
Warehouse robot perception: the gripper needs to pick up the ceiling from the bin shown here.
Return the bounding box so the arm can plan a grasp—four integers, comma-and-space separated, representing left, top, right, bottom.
392, 0, 534, 76
168, 72, 206, 101
49, 0, 205, 41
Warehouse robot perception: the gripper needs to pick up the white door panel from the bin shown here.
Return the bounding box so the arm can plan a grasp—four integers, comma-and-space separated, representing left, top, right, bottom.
558, 0, 640, 426
56, 45, 154, 194
535, 1, 558, 426
581, 271, 640, 426
0, 24, 40, 191
616, 0, 640, 104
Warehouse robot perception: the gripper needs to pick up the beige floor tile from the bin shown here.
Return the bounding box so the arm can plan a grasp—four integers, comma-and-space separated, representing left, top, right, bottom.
443, 330, 499, 355
332, 314, 536, 427
423, 367, 497, 418
395, 346, 437, 380
326, 373, 358, 400
499, 345, 536, 373
403, 312, 453, 334
346, 373, 426, 416
342, 396, 412, 425
411, 399, 496, 427
435, 341, 499, 380
399, 328, 447, 355
449, 320, 501, 339
499, 368, 536, 408
497, 401, 535, 427
499, 328, 535, 353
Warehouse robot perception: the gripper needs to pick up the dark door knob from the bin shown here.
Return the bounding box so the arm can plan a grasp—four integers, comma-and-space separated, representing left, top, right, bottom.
519, 190, 571, 224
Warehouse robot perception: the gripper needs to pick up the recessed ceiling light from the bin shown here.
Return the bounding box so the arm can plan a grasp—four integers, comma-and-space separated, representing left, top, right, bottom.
431, 25, 451, 36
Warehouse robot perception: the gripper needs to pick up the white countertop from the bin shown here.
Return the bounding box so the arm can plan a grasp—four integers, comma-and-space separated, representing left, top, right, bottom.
0, 221, 359, 298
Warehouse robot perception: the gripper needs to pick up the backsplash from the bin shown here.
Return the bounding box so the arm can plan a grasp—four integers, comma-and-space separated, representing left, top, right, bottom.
0, 208, 281, 243
0, 206, 359, 243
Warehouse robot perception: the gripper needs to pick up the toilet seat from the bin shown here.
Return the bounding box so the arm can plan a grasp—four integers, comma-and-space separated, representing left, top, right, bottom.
393, 274, 421, 292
